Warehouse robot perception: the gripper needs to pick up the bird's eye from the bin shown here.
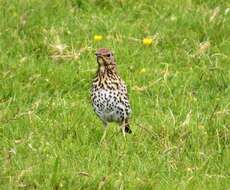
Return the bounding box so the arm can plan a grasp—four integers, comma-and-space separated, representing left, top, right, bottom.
106, 54, 111, 57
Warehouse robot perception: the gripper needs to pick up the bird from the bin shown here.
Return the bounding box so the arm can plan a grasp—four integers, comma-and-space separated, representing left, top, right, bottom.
91, 48, 132, 142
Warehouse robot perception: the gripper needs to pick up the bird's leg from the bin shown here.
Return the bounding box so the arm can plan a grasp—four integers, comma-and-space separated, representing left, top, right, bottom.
121, 121, 126, 140
100, 122, 108, 144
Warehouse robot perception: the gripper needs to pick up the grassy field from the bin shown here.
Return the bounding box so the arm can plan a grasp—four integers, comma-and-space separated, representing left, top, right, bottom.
0, 0, 230, 189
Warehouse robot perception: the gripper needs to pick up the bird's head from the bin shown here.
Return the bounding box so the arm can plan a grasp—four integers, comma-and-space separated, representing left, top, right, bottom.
95, 48, 116, 68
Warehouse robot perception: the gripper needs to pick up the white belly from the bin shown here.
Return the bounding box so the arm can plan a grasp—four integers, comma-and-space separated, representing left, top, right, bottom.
92, 89, 130, 123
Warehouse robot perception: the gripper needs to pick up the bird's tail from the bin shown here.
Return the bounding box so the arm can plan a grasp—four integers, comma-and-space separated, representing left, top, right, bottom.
124, 120, 132, 134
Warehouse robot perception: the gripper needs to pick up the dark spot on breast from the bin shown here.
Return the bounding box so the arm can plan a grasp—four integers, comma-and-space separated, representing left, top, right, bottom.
118, 107, 122, 111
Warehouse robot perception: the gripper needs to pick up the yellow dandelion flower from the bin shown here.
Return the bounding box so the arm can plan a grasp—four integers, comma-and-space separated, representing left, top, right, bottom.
140, 68, 146, 74
143, 37, 153, 46
94, 35, 103, 42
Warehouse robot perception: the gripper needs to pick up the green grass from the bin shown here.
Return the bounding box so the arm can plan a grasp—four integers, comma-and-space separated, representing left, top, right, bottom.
0, 0, 230, 189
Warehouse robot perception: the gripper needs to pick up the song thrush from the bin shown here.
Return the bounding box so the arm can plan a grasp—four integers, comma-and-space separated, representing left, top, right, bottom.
91, 48, 132, 142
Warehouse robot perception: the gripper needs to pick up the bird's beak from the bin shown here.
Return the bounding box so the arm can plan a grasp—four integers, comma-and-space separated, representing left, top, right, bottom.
95, 52, 101, 57
96, 53, 104, 65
